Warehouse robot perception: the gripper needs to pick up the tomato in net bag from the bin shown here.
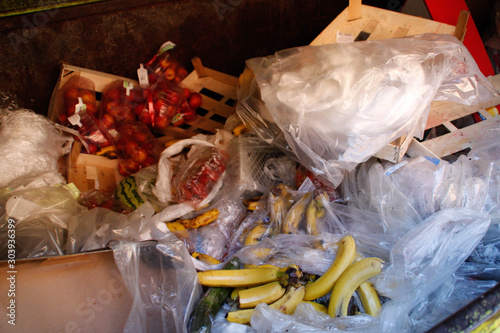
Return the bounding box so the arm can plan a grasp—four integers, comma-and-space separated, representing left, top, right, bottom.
114, 121, 163, 177
172, 146, 228, 204
56, 75, 110, 153
100, 80, 146, 139
139, 77, 197, 132
144, 41, 189, 85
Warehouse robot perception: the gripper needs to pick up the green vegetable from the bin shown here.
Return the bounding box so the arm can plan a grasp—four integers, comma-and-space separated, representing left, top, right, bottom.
115, 176, 144, 210
188, 257, 241, 333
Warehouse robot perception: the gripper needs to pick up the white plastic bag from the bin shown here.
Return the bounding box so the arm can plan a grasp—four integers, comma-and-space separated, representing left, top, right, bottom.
237, 34, 497, 187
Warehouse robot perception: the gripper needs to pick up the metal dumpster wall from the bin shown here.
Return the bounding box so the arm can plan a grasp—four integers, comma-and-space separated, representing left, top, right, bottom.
0, 0, 349, 115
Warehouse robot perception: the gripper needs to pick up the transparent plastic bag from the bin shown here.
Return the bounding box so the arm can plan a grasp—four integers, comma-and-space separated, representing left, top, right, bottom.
237, 34, 497, 187
375, 208, 491, 302
114, 121, 163, 177
0, 108, 73, 188
0, 185, 85, 259
111, 234, 202, 333
99, 79, 146, 138
66, 201, 156, 253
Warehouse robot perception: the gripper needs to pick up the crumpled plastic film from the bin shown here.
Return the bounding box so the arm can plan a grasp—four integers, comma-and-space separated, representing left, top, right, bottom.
111, 234, 202, 333
237, 34, 497, 187
0, 108, 73, 188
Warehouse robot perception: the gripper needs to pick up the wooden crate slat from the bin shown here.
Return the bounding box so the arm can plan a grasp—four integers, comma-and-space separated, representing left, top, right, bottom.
311, 5, 457, 46
416, 114, 500, 157
426, 79, 500, 130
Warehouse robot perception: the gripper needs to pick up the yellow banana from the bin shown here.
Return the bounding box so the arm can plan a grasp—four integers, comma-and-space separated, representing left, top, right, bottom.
177, 208, 219, 229
244, 224, 270, 246
243, 263, 258, 269
246, 246, 272, 260
306, 191, 328, 235
197, 267, 286, 287
191, 252, 221, 265
268, 184, 295, 234
301, 301, 328, 314
230, 287, 246, 301
328, 257, 383, 317
226, 308, 254, 324
269, 285, 306, 315
226, 285, 305, 325
282, 192, 313, 234
357, 281, 381, 316
233, 123, 249, 136
257, 264, 287, 271
304, 235, 357, 301
238, 281, 286, 308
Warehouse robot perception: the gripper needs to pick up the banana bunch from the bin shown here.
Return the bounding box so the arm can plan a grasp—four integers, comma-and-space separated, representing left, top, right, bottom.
268, 184, 295, 234
303, 235, 384, 317
195, 235, 383, 328
198, 263, 306, 325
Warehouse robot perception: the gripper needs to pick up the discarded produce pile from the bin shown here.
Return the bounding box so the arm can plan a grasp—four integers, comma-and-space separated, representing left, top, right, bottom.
0, 34, 500, 333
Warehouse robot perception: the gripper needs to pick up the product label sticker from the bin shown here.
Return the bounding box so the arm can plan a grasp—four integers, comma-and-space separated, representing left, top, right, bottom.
336, 31, 354, 43
159, 41, 176, 54
137, 64, 149, 88
123, 81, 134, 96
298, 177, 316, 192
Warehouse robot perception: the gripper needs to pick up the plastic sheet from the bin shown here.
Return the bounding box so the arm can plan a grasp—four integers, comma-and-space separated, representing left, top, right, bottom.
111, 233, 202, 333
0, 184, 85, 259
66, 202, 156, 253
0, 108, 73, 188
237, 34, 497, 187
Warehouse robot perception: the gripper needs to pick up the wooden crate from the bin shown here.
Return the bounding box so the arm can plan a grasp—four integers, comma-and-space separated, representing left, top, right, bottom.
161, 57, 238, 140
49, 60, 237, 193
406, 74, 500, 160
47, 63, 139, 123
310, 0, 470, 163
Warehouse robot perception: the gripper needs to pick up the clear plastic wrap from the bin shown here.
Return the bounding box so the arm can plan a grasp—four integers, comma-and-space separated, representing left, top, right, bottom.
0, 108, 73, 188
111, 234, 202, 333
66, 201, 156, 253
0, 185, 85, 259
237, 34, 497, 187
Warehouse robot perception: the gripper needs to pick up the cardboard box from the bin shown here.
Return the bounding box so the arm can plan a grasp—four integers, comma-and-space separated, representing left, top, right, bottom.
0, 250, 132, 332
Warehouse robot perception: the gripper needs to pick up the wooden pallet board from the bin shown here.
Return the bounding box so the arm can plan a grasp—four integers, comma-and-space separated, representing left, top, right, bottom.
407, 74, 500, 159
311, 0, 468, 46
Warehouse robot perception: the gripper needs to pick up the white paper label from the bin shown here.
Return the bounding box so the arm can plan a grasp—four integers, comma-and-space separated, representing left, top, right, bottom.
137, 63, 149, 88
336, 31, 354, 43
68, 97, 84, 127
298, 177, 316, 192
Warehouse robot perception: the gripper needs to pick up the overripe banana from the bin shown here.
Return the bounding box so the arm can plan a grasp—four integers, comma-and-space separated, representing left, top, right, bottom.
328, 257, 383, 317
244, 224, 270, 246
197, 267, 285, 287
306, 190, 328, 235
191, 252, 221, 265
301, 301, 328, 314
304, 235, 357, 301
238, 281, 286, 308
282, 192, 313, 234
357, 281, 381, 316
269, 285, 306, 315
268, 184, 295, 234
242, 196, 262, 210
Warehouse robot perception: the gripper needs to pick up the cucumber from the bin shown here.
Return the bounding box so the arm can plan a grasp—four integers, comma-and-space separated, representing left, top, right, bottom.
188, 256, 240, 333
115, 176, 144, 210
